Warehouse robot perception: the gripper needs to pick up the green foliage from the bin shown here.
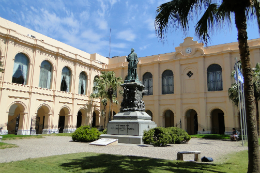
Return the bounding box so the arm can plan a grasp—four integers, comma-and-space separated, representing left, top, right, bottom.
166, 127, 191, 144
0, 150, 252, 173
0, 142, 18, 149
1, 134, 42, 140
143, 127, 191, 146
90, 71, 123, 121
143, 127, 171, 146
72, 126, 101, 142
190, 134, 230, 140
102, 128, 107, 134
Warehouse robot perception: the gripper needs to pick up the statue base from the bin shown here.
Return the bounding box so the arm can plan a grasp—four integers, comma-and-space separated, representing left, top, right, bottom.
100, 111, 157, 144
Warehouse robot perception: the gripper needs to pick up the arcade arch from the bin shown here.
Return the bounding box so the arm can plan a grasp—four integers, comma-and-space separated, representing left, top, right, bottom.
211, 109, 225, 134
35, 105, 51, 134
7, 102, 26, 134
164, 110, 174, 127
58, 107, 70, 133
185, 109, 198, 135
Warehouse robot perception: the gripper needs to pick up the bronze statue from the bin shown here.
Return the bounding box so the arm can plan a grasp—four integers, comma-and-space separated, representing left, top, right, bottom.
126, 48, 139, 82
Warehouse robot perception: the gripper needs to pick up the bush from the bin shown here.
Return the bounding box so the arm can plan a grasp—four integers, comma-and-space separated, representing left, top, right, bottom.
143, 127, 171, 146
166, 127, 191, 144
72, 126, 101, 142
103, 128, 107, 134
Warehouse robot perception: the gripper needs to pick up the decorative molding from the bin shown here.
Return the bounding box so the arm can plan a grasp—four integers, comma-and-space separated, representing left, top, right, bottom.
36, 98, 53, 102
59, 101, 73, 104
77, 103, 88, 105
8, 95, 29, 100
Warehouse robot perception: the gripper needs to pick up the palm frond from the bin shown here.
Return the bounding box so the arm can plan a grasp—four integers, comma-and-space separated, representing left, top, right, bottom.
249, 0, 260, 32
155, 0, 209, 41
195, 1, 232, 45
195, 3, 218, 44
228, 83, 239, 106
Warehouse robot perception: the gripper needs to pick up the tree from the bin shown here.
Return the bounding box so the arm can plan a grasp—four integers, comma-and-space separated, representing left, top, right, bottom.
228, 63, 260, 135
90, 71, 123, 127
155, 0, 260, 172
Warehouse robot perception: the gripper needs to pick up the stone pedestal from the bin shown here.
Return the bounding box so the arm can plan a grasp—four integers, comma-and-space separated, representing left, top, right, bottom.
100, 82, 157, 144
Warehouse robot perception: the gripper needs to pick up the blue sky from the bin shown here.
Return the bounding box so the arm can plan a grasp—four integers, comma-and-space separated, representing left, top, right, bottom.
0, 0, 259, 58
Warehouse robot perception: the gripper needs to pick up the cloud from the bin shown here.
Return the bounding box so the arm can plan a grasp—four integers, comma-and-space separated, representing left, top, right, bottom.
109, 0, 119, 6
145, 17, 155, 31
147, 33, 156, 39
81, 29, 103, 42
97, 0, 108, 18
139, 44, 150, 50
111, 43, 127, 48
79, 10, 89, 21
96, 18, 108, 30
117, 29, 136, 41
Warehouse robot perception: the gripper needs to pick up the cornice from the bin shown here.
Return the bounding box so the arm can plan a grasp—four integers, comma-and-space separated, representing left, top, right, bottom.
0, 30, 105, 71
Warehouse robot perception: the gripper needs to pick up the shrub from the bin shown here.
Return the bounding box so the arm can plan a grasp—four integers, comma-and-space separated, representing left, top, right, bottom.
166, 127, 191, 144
143, 127, 171, 146
103, 128, 107, 134
72, 126, 101, 142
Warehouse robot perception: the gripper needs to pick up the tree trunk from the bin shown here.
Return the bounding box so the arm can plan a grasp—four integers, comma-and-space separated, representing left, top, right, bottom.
235, 8, 260, 173
255, 95, 259, 135
111, 103, 114, 120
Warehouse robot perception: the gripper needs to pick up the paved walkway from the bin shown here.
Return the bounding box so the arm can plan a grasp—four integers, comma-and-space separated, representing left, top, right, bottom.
0, 136, 247, 163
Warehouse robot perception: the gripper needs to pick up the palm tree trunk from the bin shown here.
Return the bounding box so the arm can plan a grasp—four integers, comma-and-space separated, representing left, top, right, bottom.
235, 8, 260, 173
255, 95, 259, 136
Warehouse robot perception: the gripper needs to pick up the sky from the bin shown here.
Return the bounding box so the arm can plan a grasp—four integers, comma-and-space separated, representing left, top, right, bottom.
0, 0, 259, 58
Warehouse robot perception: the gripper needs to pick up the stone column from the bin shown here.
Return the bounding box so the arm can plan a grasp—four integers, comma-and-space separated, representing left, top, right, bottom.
29, 115, 37, 135
17, 113, 30, 135
42, 113, 52, 134
63, 114, 74, 133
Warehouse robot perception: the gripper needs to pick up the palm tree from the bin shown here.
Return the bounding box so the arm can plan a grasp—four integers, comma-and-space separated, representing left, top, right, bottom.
155, 0, 260, 172
90, 71, 123, 127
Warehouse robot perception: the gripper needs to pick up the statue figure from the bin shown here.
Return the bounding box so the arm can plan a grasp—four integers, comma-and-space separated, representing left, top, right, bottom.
126, 48, 139, 82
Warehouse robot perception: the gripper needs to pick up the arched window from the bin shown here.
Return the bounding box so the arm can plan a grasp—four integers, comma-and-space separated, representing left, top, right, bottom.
143, 72, 153, 95
12, 53, 29, 85
60, 67, 71, 92
78, 72, 87, 95
207, 64, 223, 91
39, 60, 52, 89
162, 70, 174, 94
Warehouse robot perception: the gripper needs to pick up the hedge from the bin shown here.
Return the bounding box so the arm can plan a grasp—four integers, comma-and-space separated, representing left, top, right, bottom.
72, 126, 101, 142
143, 127, 190, 146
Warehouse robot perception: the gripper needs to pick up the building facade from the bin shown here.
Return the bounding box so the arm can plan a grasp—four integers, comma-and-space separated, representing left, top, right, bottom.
0, 17, 259, 135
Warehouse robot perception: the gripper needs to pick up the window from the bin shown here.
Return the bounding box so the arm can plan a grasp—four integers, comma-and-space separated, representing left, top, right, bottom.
143, 72, 153, 95
78, 72, 87, 95
207, 64, 223, 91
12, 53, 29, 85
162, 70, 174, 94
39, 60, 52, 89
60, 67, 71, 92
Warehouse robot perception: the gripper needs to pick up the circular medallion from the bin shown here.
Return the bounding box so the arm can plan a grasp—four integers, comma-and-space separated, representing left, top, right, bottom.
185, 47, 192, 54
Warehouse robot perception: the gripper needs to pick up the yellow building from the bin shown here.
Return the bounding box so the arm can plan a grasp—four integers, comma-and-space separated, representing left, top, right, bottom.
0, 17, 259, 135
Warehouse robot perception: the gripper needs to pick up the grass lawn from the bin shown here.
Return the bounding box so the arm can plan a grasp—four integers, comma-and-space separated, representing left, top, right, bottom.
190, 134, 230, 140
0, 150, 249, 173
42, 133, 72, 137
1, 134, 43, 140
0, 142, 18, 149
